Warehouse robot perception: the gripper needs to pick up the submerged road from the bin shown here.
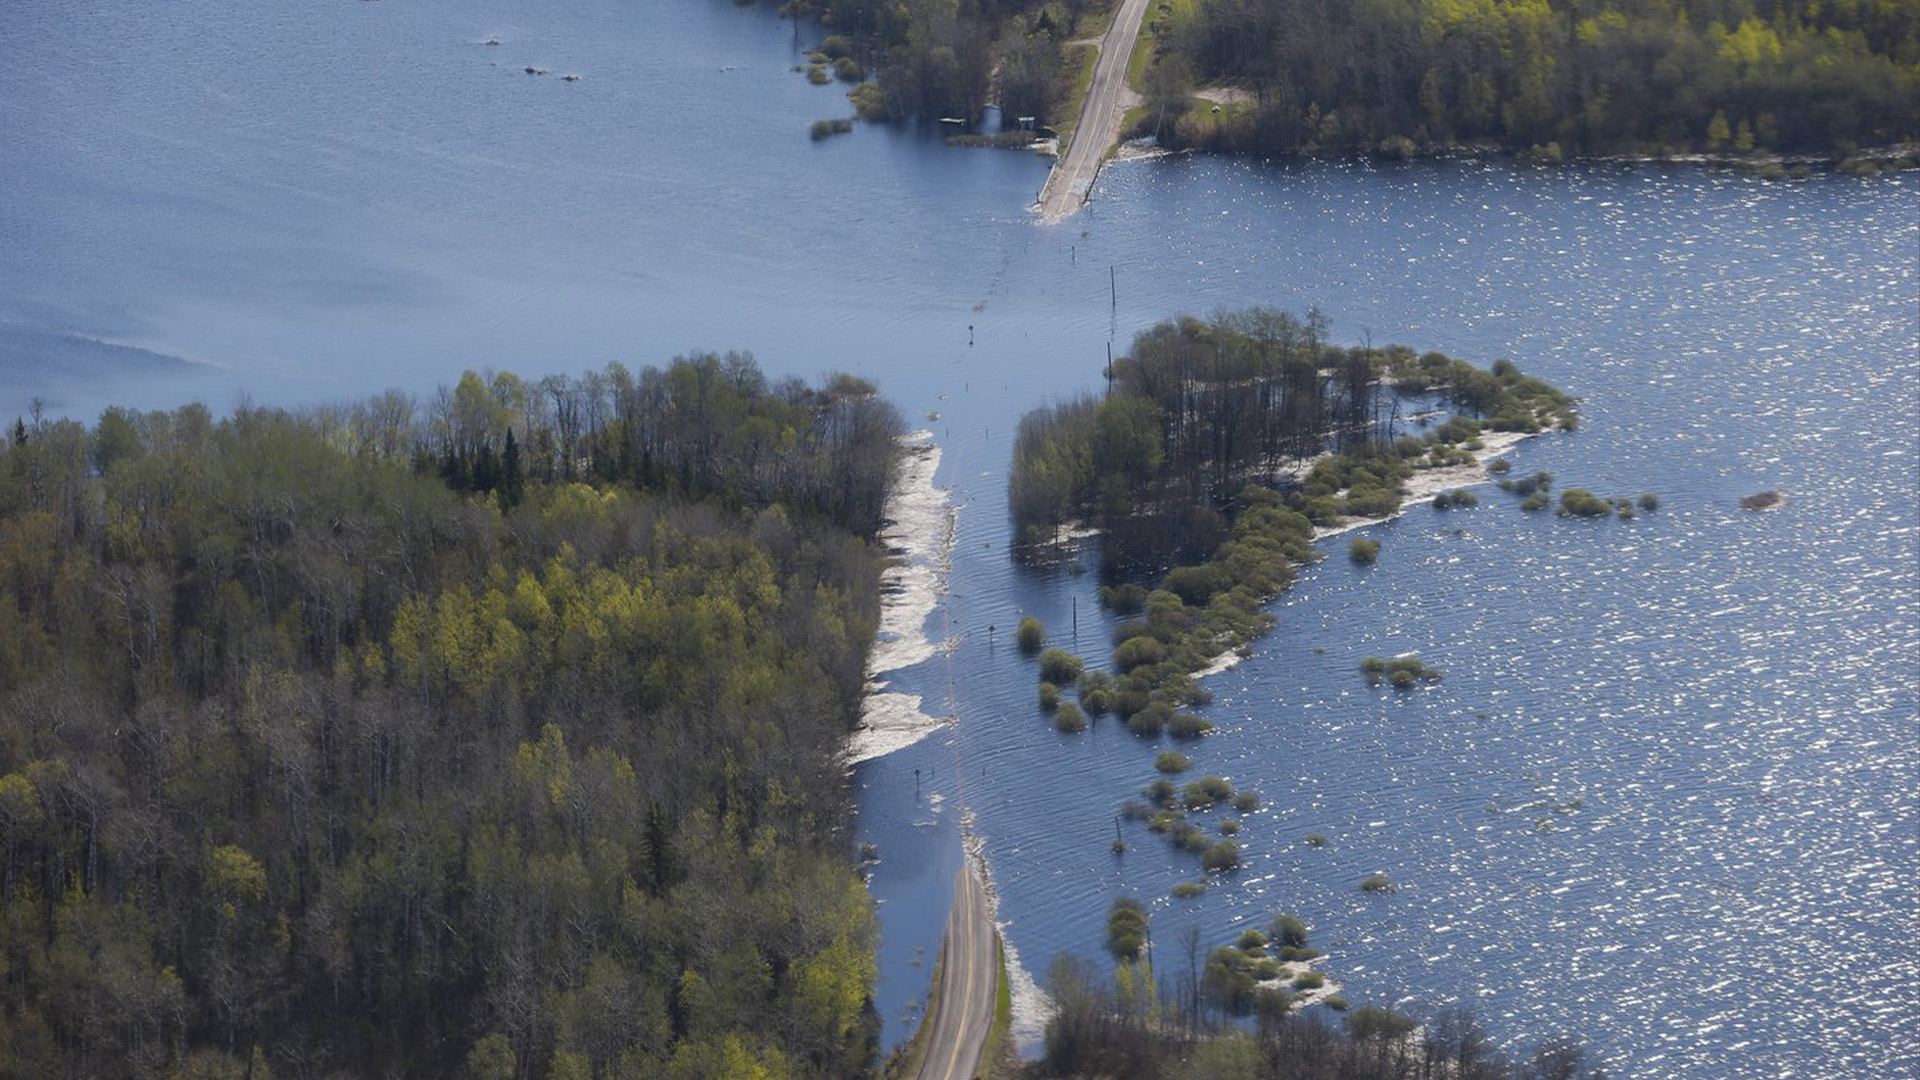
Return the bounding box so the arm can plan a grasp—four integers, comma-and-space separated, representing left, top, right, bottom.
915, 863, 998, 1080
1036, 0, 1153, 220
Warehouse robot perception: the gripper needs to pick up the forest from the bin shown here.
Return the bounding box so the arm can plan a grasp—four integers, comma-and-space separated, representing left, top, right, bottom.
779, 0, 1093, 127
0, 355, 902, 1080
1136, 0, 1920, 158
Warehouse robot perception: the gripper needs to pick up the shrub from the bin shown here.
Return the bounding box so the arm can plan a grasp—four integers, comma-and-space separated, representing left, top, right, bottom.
1347, 1006, 1417, 1042
1142, 778, 1176, 806
1155, 750, 1191, 774
1172, 881, 1208, 898
817, 34, 853, 58
1325, 996, 1351, 1011
1184, 776, 1234, 809
1038, 648, 1085, 685
1168, 711, 1213, 739
1520, 492, 1549, 512
833, 56, 865, 82
1147, 810, 1184, 834
808, 117, 853, 139
1349, 537, 1380, 565
1080, 686, 1114, 715
807, 64, 833, 85
1127, 703, 1171, 736
1360, 656, 1442, 687
1360, 873, 1396, 893
1232, 791, 1261, 813
1432, 489, 1478, 510
848, 81, 887, 119
1276, 945, 1323, 963
1557, 488, 1612, 518
1101, 582, 1148, 614
1203, 840, 1241, 871
1176, 825, 1212, 853
1269, 913, 1309, 949
1219, 819, 1239, 835
1114, 635, 1166, 672
1638, 492, 1660, 511
1038, 682, 1060, 711
1107, 899, 1148, 960
1054, 702, 1086, 731
1016, 615, 1045, 653
1292, 970, 1326, 990
1236, 929, 1268, 953
1488, 458, 1512, 474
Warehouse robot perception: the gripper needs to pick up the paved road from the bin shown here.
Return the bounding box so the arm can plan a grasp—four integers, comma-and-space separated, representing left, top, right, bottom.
915, 864, 998, 1080
1036, 0, 1153, 220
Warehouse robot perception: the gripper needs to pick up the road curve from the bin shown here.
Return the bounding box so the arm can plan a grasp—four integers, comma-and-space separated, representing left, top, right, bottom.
915, 864, 998, 1080
1036, 0, 1153, 220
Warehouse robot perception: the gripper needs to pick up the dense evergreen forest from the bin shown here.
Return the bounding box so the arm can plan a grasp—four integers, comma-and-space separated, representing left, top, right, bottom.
0, 355, 902, 1080
1138, 0, 1920, 158
781, 0, 1091, 126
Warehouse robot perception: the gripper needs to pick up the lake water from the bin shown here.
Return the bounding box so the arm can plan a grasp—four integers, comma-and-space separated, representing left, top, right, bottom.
3, 2, 1915, 1077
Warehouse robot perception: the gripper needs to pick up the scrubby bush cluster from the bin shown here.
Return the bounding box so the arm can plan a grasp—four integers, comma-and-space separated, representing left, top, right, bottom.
1361, 656, 1445, 689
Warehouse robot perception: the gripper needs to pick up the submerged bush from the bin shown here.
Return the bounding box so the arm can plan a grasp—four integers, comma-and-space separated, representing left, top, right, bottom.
1172, 881, 1208, 898
1520, 492, 1549, 512
1142, 778, 1177, 807
1432, 488, 1479, 510
1349, 537, 1380, 565
1236, 929, 1269, 954
1203, 840, 1241, 871
1360, 872, 1396, 894
1101, 582, 1148, 614
1183, 776, 1235, 809
1168, 711, 1213, 739
807, 63, 833, 84
1038, 682, 1061, 711
1305, 833, 1328, 847
1054, 702, 1086, 731
808, 117, 853, 139
1016, 615, 1045, 653
1269, 913, 1309, 949
1488, 458, 1512, 474
833, 56, 865, 81
1292, 969, 1327, 991
1638, 492, 1660, 511
1038, 648, 1085, 685
1232, 791, 1261, 813
1558, 489, 1612, 518
1156, 750, 1191, 774
1107, 898, 1148, 960
1360, 656, 1443, 688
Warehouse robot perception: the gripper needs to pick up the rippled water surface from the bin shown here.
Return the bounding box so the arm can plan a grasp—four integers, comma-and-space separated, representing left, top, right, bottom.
4, 2, 1915, 1077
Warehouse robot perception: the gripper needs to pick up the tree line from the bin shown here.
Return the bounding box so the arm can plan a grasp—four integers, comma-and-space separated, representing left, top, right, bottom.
1136, 0, 1920, 158
1042, 950, 1611, 1080
780, 0, 1096, 127
0, 354, 903, 1080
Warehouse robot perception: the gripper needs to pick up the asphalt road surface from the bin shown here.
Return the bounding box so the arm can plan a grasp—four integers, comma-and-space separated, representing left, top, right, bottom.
1036, 0, 1153, 220
915, 864, 998, 1080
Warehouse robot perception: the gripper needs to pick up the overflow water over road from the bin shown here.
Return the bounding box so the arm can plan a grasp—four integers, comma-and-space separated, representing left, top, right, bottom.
3, 2, 1915, 1076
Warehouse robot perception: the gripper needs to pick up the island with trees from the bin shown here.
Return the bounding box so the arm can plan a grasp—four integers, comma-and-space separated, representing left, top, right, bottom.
0, 355, 900, 1080
1007, 306, 1573, 737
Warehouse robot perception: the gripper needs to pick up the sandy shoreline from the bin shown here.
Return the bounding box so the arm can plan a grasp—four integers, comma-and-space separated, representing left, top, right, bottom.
846, 432, 959, 765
